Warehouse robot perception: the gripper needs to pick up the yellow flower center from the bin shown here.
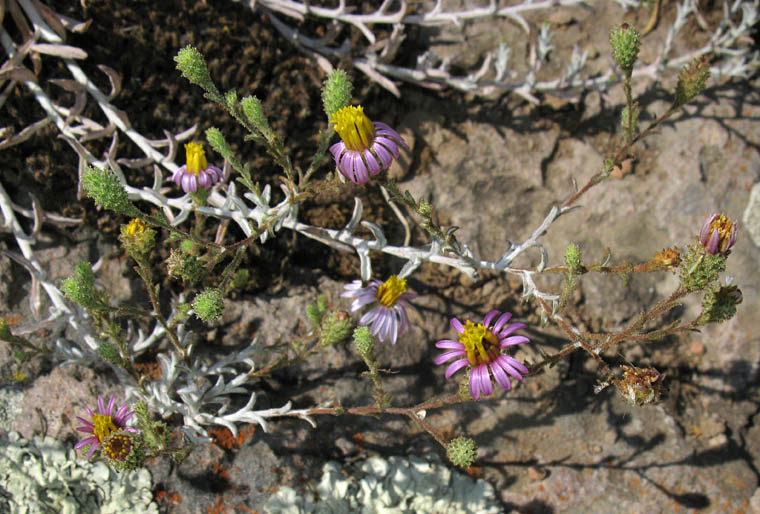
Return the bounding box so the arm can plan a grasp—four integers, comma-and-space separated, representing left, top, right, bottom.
459, 320, 501, 366
331, 106, 376, 152
123, 218, 146, 238
185, 142, 208, 175
709, 214, 735, 252
376, 275, 407, 308
92, 413, 118, 443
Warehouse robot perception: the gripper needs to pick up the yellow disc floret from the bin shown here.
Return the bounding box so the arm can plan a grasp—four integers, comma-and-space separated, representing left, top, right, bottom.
331, 105, 376, 152
376, 275, 407, 308
709, 214, 735, 252
459, 320, 501, 366
185, 142, 208, 175
92, 413, 118, 442
123, 218, 146, 238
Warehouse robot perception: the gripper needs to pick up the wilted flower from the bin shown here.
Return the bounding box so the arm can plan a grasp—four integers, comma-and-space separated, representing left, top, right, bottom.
699, 213, 737, 255
172, 142, 223, 194
341, 275, 415, 344
435, 310, 530, 400
618, 365, 665, 406
75, 395, 138, 458
330, 105, 409, 185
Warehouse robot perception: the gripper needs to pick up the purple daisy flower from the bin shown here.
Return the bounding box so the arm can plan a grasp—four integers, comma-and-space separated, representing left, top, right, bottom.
172, 142, 224, 194
74, 395, 138, 458
434, 310, 530, 400
341, 275, 415, 344
699, 213, 737, 255
329, 105, 409, 185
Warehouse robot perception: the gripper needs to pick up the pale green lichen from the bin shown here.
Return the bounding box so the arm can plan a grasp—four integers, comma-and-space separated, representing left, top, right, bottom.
264, 455, 502, 514
0, 431, 157, 513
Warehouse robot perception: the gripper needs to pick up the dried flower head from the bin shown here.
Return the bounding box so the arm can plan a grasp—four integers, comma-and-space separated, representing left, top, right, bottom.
75, 395, 138, 458
700, 213, 737, 255
330, 106, 409, 185
618, 366, 665, 406
172, 142, 224, 194
435, 310, 530, 400
342, 275, 415, 344
651, 247, 681, 270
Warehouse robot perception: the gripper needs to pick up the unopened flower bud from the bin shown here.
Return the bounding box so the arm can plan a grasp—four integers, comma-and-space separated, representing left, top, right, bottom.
674, 56, 711, 107
609, 23, 640, 76
353, 326, 375, 359
193, 288, 224, 322
446, 437, 478, 468
322, 69, 353, 120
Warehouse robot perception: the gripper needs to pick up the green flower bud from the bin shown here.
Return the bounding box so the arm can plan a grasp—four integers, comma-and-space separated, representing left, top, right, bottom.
353, 325, 375, 359
609, 23, 640, 76
82, 166, 139, 216
418, 201, 432, 217
241, 96, 270, 134
446, 437, 478, 468
674, 56, 711, 107
193, 288, 224, 322
564, 244, 581, 273
98, 342, 122, 364
679, 244, 726, 292
699, 284, 742, 324
322, 69, 353, 120
174, 45, 218, 94
320, 311, 352, 347
205, 127, 231, 161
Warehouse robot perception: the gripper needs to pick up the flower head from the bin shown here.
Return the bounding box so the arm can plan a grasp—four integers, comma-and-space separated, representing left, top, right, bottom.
435, 310, 530, 400
699, 213, 737, 255
172, 142, 224, 194
102, 432, 133, 462
74, 395, 138, 458
330, 106, 409, 185
341, 275, 415, 344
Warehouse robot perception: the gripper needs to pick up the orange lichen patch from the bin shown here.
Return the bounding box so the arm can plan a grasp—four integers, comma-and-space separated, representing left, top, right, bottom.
156, 490, 181, 504
465, 466, 482, 479
209, 425, 256, 450
213, 461, 232, 481
207, 497, 227, 514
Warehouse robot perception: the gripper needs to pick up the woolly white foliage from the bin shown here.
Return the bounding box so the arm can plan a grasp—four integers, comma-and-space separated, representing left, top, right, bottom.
238, 0, 759, 101
264, 455, 503, 514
